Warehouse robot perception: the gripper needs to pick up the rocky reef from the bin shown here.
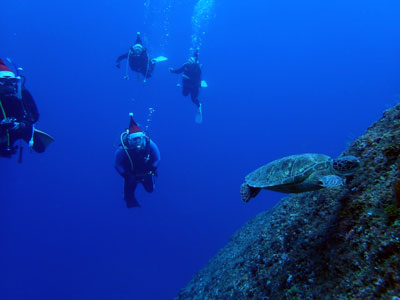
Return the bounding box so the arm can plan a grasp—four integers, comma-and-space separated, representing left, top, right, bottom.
175, 104, 400, 300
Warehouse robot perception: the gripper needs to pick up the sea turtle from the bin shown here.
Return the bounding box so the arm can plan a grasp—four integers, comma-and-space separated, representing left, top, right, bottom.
240, 153, 360, 203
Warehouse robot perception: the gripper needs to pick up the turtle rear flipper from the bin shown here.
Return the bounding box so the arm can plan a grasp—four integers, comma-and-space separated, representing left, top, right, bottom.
240, 183, 261, 203
319, 175, 344, 188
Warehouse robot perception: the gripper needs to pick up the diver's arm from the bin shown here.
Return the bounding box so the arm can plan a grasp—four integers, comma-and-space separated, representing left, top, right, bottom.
21, 88, 39, 124
149, 140, 161, 171
116, 53, 128, 67
115, 147, 128, 177
169, 63, 186, 74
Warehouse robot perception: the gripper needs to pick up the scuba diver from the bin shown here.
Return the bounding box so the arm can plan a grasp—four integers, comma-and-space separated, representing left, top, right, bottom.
116, 32, 167, 82
169, 49, 204, 123
0, 58, 54, 160
114, 113, 160, 208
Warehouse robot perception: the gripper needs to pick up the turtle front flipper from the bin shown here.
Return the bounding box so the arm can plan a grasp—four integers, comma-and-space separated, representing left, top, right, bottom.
319, 175, 344, 188
240, 183, 261, 203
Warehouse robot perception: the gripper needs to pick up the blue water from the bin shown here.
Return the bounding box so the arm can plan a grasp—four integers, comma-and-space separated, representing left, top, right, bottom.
1, 0, 399, 299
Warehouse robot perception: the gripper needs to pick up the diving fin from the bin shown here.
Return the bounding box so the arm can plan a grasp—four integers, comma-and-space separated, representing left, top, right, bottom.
152, 56, 168, 63
32, 129, 54, 153
195, 104, 203, 124
201, 80, 208, 88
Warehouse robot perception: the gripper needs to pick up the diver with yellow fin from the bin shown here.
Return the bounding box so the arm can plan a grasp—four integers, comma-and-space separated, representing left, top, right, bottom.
116, 32, 168, 83
0, 58, 54, 161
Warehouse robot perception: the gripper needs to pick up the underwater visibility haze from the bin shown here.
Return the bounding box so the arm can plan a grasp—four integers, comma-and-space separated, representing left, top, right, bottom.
1, 0, 399, 299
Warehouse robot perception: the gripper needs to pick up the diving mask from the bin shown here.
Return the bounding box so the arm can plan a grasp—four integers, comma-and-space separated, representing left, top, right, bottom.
0, 76, 20, 97
125, 132, 148, 151
132, 44, 144, 56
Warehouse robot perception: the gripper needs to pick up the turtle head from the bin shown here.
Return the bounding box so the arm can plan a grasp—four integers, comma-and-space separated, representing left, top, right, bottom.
332, 155, 360, 175
240, 183, 252, 203
240, 183, 261, 203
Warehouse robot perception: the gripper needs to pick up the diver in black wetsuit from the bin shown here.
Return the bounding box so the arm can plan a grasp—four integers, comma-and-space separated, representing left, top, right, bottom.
169, 49, 202, 108
169, 49, 203, 123
116, 32, 156, 80
0, 58, 53, 159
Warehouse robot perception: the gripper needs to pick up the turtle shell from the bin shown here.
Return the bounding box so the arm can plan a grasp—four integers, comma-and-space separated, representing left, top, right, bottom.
245, 153, 332, 188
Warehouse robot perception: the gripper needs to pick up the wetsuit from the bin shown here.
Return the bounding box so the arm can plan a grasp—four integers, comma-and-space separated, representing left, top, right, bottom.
114, 139, 161, 208
116, 35, 155, 78
0, 88, 42, 157
170, 58, 202, 107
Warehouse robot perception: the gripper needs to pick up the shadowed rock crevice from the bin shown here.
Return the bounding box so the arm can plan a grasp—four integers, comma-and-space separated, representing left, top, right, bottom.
175, 104, 400, 300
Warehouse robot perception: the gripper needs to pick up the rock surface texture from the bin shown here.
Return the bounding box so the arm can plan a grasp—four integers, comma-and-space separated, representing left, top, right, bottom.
175, 104, 400, 300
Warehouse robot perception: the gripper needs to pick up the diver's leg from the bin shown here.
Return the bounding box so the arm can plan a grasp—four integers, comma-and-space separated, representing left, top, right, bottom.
129, 59, 136, 72
191, 88, 202, 123
146, 60, 155, 78
124, 176, 140, 208
182, 85, 190, 97
142, 175, 155, 193
190, 88, 200, 107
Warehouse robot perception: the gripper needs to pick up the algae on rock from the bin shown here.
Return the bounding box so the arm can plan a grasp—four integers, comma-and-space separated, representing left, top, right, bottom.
175, 104, 400, 300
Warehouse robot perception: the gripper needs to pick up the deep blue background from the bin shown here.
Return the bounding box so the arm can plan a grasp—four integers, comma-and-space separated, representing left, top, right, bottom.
1, 0, 399, 299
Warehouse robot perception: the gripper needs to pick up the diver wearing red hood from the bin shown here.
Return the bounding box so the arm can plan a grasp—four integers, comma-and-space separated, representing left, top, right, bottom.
114, 113, 161, 208
0, 58, 54, 160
